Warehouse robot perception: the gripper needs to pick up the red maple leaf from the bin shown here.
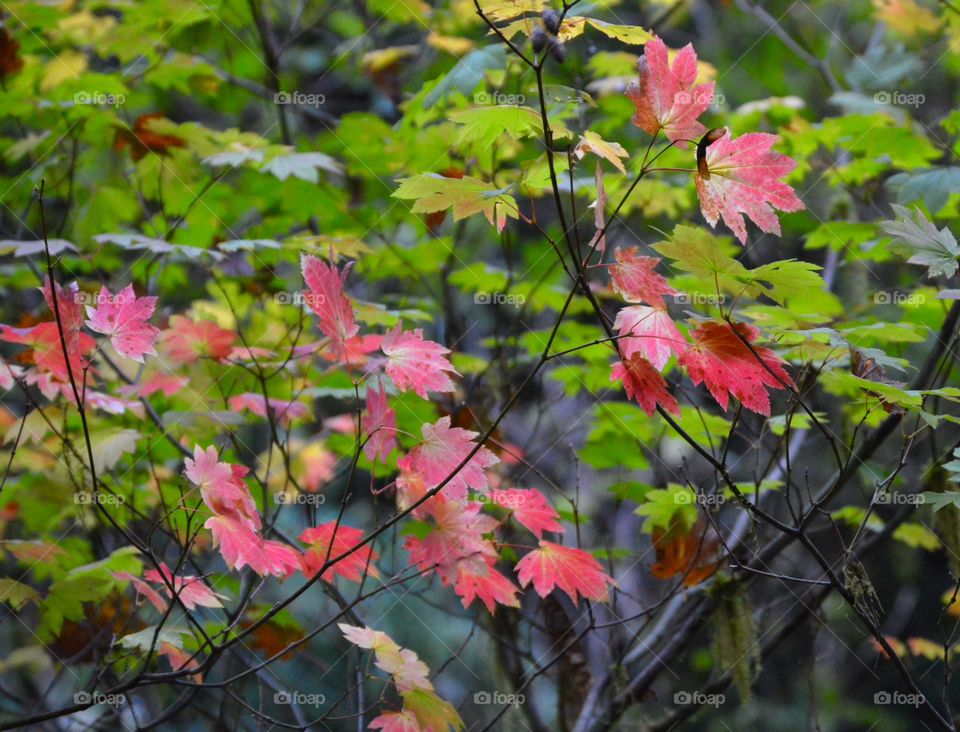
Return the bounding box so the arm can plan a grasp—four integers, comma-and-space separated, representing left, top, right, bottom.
84, 285, 159, 363
300, 522, 379, 582
454, 559, 520, 613
611, 354, 680, 416
626, 36, 715, 144
0, 278, 95, 383
487, 488, 563, 538
695, 128, 805, 244
159, 315, 236, 364
679, 320, 792, 415
610, 247, 678, 308
113, 113, 186, 161
515, 540, 616, 604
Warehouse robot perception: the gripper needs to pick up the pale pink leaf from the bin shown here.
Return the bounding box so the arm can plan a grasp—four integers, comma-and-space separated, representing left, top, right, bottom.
614, 305, 685, 371
695, 129, 805, 244
84, 284, 159, 362
381, 325, 458, 398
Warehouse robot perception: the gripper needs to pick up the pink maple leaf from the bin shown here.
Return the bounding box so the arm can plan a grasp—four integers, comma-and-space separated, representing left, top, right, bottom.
381, 325, 458, 398
205, 514, 299, 577
611, 354, 680, 416
120, 374, 187, 398
487, 488, 563, 538
297, 441, 337, 492
143, 562, 227, 610
369, 710, 421, 732
184, 445, 260, 530
515, 540, 616, 604
160, 315, 236, 364
84, 284, 159, 362
614, 305, 686, 371
227, 392, 310, 426
299, 522, 379, 582
695, 128, 805, 244
111, 571, 167, 612
610, 248, 677, 308
158, 642, 203, 681
626, 36, 715, 143
300, 252, 359, 356
377, 648, 434, 693
397, 416, 499, 502
363, 379, 397, 462
679, 319, 792, 415
404, 497, 499, 584
454, 560, 520, 613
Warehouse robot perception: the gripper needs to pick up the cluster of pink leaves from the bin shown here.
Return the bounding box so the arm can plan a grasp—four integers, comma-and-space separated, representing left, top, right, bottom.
627, 35, 804, 244
299, 254, 617, 610
0, 280, 162, 411
608, 34, 802, 416
609, 246, 793, 416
